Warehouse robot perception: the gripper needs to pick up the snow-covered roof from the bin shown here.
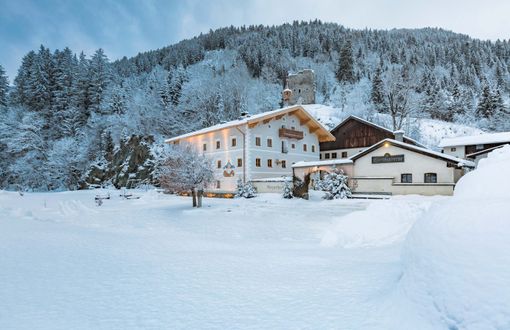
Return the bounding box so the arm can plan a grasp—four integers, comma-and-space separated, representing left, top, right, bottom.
351, 138, 475, 168
165, 104, 335, 143
466, 145, 506, 158
331, 115, 426, 148
439, 132, 510, 148
292, 159, 353, 168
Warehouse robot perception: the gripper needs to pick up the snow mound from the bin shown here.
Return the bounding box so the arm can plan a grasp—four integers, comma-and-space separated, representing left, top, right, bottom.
321, 198, 434, 248
399, 145, 510, 329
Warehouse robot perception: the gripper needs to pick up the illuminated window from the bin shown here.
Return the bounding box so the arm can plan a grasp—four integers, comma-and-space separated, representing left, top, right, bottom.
255, 137, 261, 146
281, 160, 286, 168
267, 138, 272, 147
217, 160, 222, 168
303, 144, 307, 152
231, 137, 237, 147
267, 159, 272, 168
203, 143, 207, 151
331, 152, 337, 159
401, 173, 413, 183
424, 173, 437, 183
341, 152, 348, 158
237, 158, 243, 167
216, 140, 220, 149
255, 158, 261, 167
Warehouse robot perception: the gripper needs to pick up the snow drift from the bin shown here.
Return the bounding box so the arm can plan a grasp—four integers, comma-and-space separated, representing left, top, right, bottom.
398, 145, 510, 329
321, 197, 435, 249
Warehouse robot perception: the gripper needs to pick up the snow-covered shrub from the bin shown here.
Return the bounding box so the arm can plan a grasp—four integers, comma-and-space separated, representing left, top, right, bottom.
321, 169, 351, 200
282, 180, 293, 199
235, 179, 257, 198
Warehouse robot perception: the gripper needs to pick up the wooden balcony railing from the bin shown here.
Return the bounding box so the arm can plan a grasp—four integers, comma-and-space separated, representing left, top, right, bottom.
279, 128, 304, 140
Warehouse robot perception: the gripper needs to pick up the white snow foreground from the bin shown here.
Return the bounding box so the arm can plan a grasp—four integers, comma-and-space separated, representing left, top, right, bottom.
1, 146, 509, 329
369, 145, 510, 329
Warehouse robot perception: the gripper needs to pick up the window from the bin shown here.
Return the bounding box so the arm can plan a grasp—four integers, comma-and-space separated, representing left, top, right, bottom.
291, 143, 295, 149
325, 153, 330, 159
281, 160, 286, 168
267, 159, 272, 168
331, 152, 337, 159
216, 180, 221, 189
217, 160, 222, 169
281, 141, 288, 153
255, 137, 261, 146
451, 147, 456, 152
216, 140, 221, 149
255, 158, 261, 167
476, 144, 484, 150
203, 143, 207, 151
291, 126, 295, 130
267, 138, 272, 147
231, 137, 237, 147
401, 173, 413, 183
311, 145, 316, 153
319, 154, 322, 160
424, 173, 437, 183
341, 151, 348, 158
303, 144, 307, 152
237, 158, 243, 167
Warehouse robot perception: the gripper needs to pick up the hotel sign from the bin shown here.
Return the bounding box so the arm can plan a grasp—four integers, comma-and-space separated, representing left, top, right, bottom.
372, 153, 405, 164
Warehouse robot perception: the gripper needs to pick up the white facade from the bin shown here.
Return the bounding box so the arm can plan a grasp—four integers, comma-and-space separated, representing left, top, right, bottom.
165, 105, 334, 193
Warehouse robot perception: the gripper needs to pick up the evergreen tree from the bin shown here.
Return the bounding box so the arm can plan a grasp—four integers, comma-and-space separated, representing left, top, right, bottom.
477, 85, 495, 118
88, 49, 111, 114
336, 39, 355, 83
0, 64, 8, 107
371, 66, 384, 111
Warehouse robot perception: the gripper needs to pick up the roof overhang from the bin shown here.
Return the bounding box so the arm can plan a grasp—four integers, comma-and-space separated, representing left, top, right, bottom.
246, 105, 335, 143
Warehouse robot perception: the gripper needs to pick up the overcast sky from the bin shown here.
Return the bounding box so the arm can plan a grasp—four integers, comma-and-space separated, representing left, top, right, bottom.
1, 0, 509, 80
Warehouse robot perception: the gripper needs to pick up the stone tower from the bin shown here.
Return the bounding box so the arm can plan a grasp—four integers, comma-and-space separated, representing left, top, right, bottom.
284, 69, 316, 106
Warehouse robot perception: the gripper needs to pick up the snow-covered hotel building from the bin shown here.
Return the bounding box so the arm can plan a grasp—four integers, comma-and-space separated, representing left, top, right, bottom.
165, 105, 334, 194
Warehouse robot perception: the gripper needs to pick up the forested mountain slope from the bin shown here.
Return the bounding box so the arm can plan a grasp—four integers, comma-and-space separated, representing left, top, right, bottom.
0, 21, 509, 190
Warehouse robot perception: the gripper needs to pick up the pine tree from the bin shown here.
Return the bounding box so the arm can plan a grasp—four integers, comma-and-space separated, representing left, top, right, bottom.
371, 66, 384, 111
88, 49, 111, 114
0, 64, 8, 107
477, 85, 495, 118
336, 39, 355, 83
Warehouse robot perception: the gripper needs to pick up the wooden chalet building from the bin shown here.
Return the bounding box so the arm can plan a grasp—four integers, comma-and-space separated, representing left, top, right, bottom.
319, 115, 424, 160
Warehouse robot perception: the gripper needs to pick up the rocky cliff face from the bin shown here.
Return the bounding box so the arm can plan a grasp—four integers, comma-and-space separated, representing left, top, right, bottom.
83, 135, 158, 189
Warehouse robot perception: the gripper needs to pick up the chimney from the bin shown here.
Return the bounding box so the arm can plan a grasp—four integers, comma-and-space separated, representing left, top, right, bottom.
393, 130, 405, 142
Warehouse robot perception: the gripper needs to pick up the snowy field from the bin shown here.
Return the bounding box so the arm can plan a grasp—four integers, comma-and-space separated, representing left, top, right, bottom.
1, 147, 510, 330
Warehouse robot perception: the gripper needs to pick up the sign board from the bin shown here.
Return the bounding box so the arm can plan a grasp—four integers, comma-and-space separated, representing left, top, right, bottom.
372, 153, 405, 164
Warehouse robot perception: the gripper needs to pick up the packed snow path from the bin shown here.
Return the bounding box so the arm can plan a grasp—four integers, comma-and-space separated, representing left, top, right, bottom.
0, 190, 416, 329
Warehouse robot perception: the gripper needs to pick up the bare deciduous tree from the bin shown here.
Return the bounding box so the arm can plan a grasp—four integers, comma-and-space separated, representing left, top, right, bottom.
158, 144, 214, 207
